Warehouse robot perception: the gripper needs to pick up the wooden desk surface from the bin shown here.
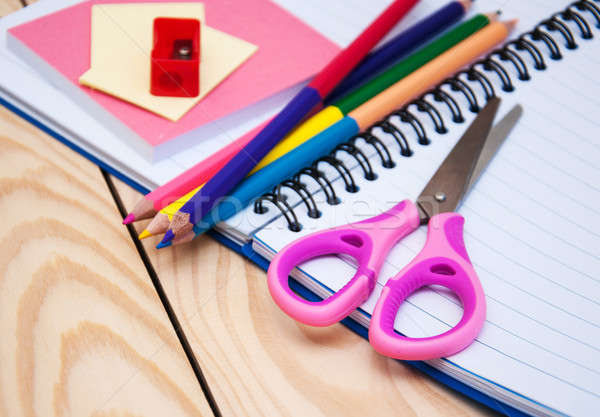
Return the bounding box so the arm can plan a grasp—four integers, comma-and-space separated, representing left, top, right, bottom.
0, 2, 499, 415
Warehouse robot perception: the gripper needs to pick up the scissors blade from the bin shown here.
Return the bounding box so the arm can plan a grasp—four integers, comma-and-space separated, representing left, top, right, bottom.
416, 97, 501, 222
465, 104, 523, 194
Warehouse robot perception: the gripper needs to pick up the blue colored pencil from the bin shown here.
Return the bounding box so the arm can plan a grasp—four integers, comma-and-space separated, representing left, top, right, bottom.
159, 0, 419, 245
326, 0, 470, 103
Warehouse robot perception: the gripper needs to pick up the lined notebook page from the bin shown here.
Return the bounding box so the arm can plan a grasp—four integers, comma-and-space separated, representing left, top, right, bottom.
250, 1, 600, 415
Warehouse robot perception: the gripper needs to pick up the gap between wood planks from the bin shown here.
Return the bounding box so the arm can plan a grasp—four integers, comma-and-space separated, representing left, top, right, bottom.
101, 169, 223, 417
1, 2, 218, 413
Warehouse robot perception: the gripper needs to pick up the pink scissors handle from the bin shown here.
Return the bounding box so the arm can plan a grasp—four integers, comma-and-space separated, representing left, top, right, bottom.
267, 200, 420, 326
368, 213, 486, 360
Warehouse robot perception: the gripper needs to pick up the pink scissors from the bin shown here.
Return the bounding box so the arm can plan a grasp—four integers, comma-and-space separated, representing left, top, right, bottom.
267, 98, 522, 360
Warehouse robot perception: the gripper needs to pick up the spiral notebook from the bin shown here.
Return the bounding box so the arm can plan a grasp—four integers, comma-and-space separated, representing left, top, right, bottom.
1, 0, 599, 416
211, 1, 600, 416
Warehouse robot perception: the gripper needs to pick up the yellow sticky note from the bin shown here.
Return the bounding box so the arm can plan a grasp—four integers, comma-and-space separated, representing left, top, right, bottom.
79, 3, 258, 121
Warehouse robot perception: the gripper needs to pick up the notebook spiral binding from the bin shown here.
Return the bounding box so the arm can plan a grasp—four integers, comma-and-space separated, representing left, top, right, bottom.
254, 0, 600, 232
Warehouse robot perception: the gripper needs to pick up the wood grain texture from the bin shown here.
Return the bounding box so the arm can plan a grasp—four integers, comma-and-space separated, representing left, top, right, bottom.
115, 181, 497, 417
0, 0, 22, 17
0, 105, 213, 416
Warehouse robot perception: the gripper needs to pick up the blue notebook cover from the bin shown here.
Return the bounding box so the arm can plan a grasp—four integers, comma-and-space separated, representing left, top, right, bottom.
0, 96, 529, 417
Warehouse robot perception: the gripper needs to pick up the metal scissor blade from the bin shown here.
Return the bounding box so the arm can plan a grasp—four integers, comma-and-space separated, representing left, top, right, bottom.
416, 97, 500, 222
465, 104, 523, 194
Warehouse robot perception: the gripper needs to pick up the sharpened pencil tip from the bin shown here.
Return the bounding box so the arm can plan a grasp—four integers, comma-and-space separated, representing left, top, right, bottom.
138, 229, 152, 240
457, 0, 472, 12
123, 214, 135, 224
504, 18, 518, 32
160, 229, 175, 245
156, 240, 172, 249
484, 10, 502, 21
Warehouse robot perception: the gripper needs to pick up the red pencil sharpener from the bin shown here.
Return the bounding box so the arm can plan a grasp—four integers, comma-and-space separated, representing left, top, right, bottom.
151, 17, 201, 97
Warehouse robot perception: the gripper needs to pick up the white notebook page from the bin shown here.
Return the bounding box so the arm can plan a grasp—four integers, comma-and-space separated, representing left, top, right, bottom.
251, 1, 600, 415
0, 0, 403, 190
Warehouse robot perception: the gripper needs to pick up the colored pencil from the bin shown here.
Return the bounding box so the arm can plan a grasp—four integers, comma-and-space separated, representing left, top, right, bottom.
128, 0, 465, 224
159, 19, 516, 248
122, 127, 256, 224
159, 0, 419, 244
326, 0, 470, 103
142, 7, 492, 240
349, 19, 515, 130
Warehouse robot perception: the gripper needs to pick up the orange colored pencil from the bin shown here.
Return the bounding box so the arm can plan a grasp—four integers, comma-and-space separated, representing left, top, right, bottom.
350, 19, 516, 130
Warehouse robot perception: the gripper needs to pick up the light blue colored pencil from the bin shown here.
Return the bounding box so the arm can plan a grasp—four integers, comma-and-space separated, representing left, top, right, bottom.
157, 117, 359, 248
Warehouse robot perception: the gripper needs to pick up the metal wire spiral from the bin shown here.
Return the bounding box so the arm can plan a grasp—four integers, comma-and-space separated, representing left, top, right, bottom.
254, 0, 600, 232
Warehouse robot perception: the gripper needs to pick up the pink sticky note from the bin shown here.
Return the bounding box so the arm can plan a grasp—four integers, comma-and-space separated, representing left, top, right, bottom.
9, 0, 340, 148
